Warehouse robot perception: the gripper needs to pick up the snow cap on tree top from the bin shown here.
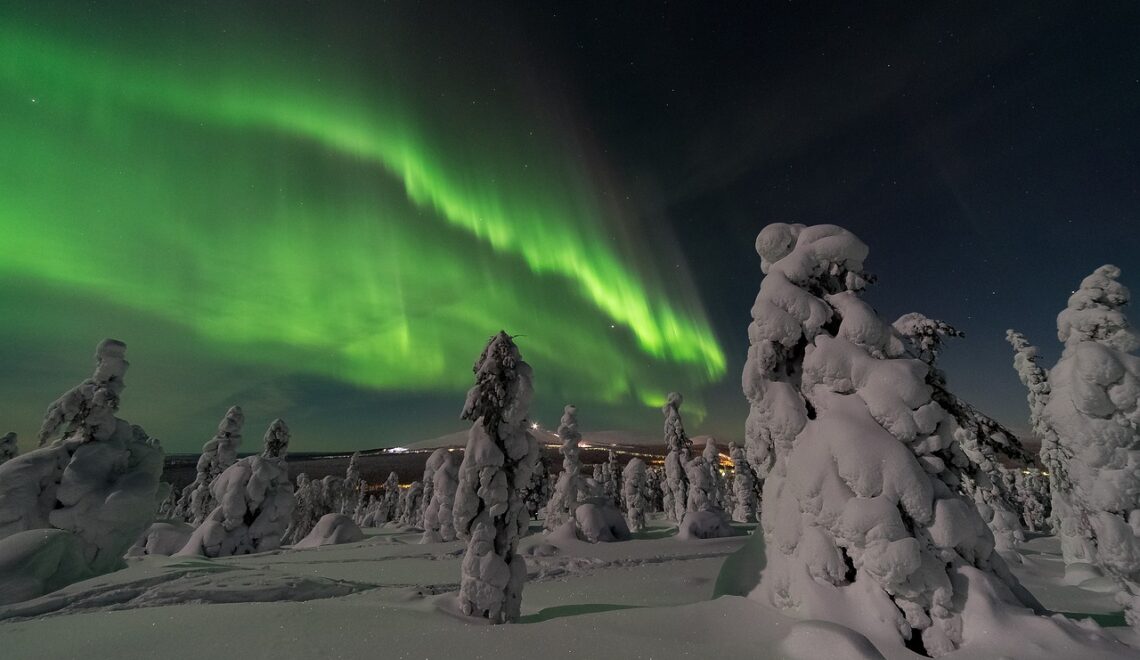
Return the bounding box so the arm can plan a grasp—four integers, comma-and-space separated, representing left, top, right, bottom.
262, 419, 290, 458
1057, 264, 1138, 351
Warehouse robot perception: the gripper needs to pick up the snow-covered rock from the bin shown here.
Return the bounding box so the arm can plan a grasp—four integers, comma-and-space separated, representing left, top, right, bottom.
574, 501, 631, 543
127, 521, 194, 557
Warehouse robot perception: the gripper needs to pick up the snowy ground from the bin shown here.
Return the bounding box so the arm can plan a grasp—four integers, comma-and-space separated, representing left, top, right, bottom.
0, 520, 1134, 659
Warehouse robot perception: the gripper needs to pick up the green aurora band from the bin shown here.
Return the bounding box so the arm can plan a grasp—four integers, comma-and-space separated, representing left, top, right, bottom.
0, 9, 725, 448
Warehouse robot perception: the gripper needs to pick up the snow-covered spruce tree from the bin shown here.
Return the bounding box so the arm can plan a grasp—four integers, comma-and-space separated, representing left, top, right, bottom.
662, 392, 691, 522
379, 471, 400, 524
543, 404, 583, 532
421, 449, 459, 542
419, 448, 447, 530
174, 405, 244, 525
702, 438, 726, 510
645, 465, 664, 513
1041, 265, 1140, 624
1014, 469, 1049, 533
398, 481, 424, 526
895, 313, 1029, 553
522, 454, 552, 519
746, 224, 1054, 655
603, 450, 622, 508
343, 451, 364, 516
622, 458, 648, 532
283, 473, 321, 545
452, 331, 540, 623
0, 432, 16, 466
177, 419, 294, 557
0, 340, 164, 604
679, 447, 734, 539
729, 442, 759, 523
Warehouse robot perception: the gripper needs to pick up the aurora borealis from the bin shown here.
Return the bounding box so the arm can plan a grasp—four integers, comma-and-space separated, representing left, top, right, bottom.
0, 3, 726, 451
3, 3, 1139, 453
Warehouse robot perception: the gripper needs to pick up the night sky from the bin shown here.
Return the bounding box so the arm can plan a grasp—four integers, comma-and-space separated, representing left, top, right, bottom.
2, 2, 1137, 453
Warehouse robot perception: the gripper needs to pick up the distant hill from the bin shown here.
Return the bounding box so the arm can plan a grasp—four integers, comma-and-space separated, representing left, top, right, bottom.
403, 427, 735, 450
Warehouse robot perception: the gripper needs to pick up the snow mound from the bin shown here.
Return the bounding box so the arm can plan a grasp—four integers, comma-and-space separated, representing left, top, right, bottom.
127, 521, 194, 557
780, 620, 886, 660
677, 510, 737, 540
574, 502, 631, 543
294, 514, 364, 549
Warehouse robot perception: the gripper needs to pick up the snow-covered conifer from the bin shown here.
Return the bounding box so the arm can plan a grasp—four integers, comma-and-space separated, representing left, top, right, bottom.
344, 451, 364, 515
1039, 265, 1140, 625
0, 340, 163, 603
701, 439, 726, 510
662, 392, 691, 522
622, 458, 648, 532
523, 455, 552, 519
543, 404, 583, 531
398, 481, 424, 526
177, 419, 294, 557
0, 432, 16, 466
452, 331, 540, 623
175, 406, 244, 525
745, 224, 1051, 655
379, 471, 400, 524
422, 449, 459, 542
645, 466, 663, 513
284, 473, 322, 545
730, 442, 759, 523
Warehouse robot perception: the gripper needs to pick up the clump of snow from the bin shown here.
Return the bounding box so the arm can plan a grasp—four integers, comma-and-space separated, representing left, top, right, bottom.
176, 419, 294, 558
174, 406, 244, 525
0, 340, 163, 605
544, 405, 583, 532
779, 620, 886, 660
574, 502, 631, 543
421, 449, 459, 543
293, 513, 364, 549
127, 521, 194, 557
452, 331, 540, 623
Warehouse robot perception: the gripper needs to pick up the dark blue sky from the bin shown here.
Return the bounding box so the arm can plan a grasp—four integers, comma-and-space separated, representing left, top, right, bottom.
515, 2, 1140, 436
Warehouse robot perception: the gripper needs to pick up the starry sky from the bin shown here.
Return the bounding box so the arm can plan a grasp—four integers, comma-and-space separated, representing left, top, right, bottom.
2, 2, 1137, 453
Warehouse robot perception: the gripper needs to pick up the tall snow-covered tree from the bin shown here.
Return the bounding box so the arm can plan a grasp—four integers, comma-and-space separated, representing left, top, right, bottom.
343, 451, 364, 516
177, 419, 294, 557
283, 473, 320, 545
729, 442, 759, 523
0, 340, 164, 604
701, 438, 726, 510
523, 455, 552, 519
378, 471, 400, 524
662, 392, 691, 522
745, 223, 1056, 655
452, 331, 540, 623
1039, 265, 1140, 625
896, 314, 1028, 552
0, 432, 16, 466
544, 404, 583, 531
622, 458, 648, 532
422, 449, 459, 542
174, 406, 244, 525
398, 481, 424, 526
